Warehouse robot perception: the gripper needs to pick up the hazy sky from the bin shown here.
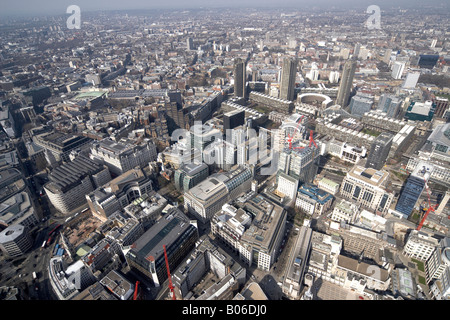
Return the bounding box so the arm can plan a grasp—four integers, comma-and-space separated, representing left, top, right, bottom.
0, 0, 448, 17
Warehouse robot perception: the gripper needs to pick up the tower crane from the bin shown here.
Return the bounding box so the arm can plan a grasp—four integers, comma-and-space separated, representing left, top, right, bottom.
133, 281, 140, 300
417, 178, 438, 231
163, 244, 176, 300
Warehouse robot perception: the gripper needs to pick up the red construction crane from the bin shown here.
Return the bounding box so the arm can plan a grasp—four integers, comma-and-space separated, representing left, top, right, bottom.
286, 114, 318, 151
287, 115, 304, 149
133, 281, 140, 300
163, 245, 176, 300
417, 178, 438, 231
293, 130, 317, 150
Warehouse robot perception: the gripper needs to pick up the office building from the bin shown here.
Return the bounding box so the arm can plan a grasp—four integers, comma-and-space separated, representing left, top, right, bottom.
430, 266, 450, 300
223, 109, 245, 132
295, 184, 334, 216
44, 155, 111, 214
172, 236, 246, 300
99, 270, 134, 300
33, 131, 91, 164
0, 150, 20, 171
190, 123, 222, 161
282, 226, 313, 299
277, 145, 320, 186
402, 72, 420, 89
407, 152, 450, 183
184, 166, 253, 223
82, 237, 122, 275
125, 208, 199, 287
403, 230, 439, 262
186, 37, 194, 50
317, 177, 340, 195
428, 238, 450, 300
426, 237, 450, 284
0, 191, 39, 229
0, 224, 33, 257
433, 97, 449, 119
103, 215, 145, 248
391, 62, 405, 79
365, 132, 394, 170
239, 194, 287, 271
340, 165, 393, 215
123, 191, 167, 230
173, 245, 207, 299
330, 199, 360, 224
279, 57, 297, 101
336, 254, 390, 293
404, 100, 436, 122
329, 221, 395, 264
86, 168, 153, 221
164, 101, 191, 133
383, 49, 392, 64
174, 162, 209, 192
353, 43, 361, 57
395, 162, 432, 218
233, 58, 247, 99
417, 54, 439, 69
48, 257, 96, 300
307, 231, 342, 284
336, 59, 357, 107
90, 138, 157, 176
390, 268, 417, 299
0, 167, 39, 228
203, 139, 237, 171
349, 93, 374, 118
211, 203, 252, 252
275, 171, 299, 202
356, 209, 388, 232
377, 94, 403, 118
407, 123, 450, 182
0, 106, 16, 138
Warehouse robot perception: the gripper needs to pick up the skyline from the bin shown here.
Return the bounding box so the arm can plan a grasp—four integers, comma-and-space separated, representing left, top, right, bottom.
1, 0, 449, 18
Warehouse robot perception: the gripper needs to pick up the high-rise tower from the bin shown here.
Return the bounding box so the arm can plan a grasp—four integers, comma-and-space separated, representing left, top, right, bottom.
186, 37, 194, 51
279, 57, 298, 101
336, 59, 357, 107
233, 58, 247, 99
365, 132, 394, 170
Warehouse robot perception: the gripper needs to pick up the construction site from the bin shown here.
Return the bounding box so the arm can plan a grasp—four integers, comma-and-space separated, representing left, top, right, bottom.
61, 210, 104, 255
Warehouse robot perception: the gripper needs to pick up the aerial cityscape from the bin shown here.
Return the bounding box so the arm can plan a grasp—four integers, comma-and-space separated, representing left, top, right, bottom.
0, 0, 450, 305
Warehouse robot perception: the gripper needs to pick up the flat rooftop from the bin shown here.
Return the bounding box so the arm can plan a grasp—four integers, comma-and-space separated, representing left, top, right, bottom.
241, 282, 268, 300
187, 173, 227, 202
129, 209, 195, 262
284, 226, 313, 283
181, 162, 209, 176
337, 254, 389, 282
241, 194, 286, 251
428, 123, 450, 148
348, 165, 389, 186
99, 270, 133, 300
45, 155, 104, 193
